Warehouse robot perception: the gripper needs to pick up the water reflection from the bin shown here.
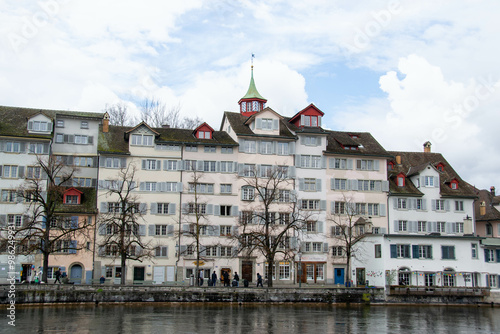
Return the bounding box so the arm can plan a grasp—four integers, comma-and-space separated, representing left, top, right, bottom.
9, 304, 500, 334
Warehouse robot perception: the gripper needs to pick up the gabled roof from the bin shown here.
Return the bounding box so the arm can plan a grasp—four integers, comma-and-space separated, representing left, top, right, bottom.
194, 122, 215, 133
55, 187, 97, 214
243, 107, 284, 126
64, 187, 83, 195
474, 188, 500, 222
388, 151, 477, 198
223, 111, 296, 139
289, 103, 325, 123
124, 121, 160, 137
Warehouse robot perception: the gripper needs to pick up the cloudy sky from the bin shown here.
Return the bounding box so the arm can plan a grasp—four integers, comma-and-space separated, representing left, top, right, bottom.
1, 0, 498, 190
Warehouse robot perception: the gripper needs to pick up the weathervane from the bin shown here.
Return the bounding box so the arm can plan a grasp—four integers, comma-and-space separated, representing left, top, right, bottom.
251, 53, 255, 69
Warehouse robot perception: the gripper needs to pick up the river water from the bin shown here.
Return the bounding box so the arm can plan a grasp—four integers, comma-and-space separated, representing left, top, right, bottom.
5, 304, 500, 333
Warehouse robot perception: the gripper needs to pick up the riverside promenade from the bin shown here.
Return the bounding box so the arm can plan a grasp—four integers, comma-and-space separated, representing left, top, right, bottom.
1, 282, 499, 305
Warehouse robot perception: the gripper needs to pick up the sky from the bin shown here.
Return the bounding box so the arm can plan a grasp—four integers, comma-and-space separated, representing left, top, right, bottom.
0, 0, 499, 190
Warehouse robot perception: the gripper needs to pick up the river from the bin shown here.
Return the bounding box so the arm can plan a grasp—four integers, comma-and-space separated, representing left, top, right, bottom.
5, 304, 500, 333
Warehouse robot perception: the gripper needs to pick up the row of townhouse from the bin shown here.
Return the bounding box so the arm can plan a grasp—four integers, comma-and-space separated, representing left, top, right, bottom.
1, 69, 499, 289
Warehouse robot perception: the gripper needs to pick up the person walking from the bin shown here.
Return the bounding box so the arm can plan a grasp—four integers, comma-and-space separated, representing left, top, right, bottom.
233, 272, 240, 287
223, 271, 230, 287
212, 271, 217, 287
256, 273, 263, 287
54, 269, 62, 284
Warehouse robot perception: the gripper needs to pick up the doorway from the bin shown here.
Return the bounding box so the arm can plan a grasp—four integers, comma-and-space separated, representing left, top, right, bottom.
21, 264, 32, 283
334, 268, 345, 285
134, 267, 145, 282
70, 264, 83, 284
356, 268, 366, 287
242, 261, 253, 282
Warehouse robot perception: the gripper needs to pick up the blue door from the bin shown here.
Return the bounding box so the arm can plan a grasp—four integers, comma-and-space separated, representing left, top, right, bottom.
334, 268, 345, 285
70, 265, 83, 284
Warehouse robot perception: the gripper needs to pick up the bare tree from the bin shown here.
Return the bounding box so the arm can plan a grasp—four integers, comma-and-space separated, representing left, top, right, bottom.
235, 166, 310, 287
11, 154, 93, 283
97, 163, 154, 285
328, 194, 368, 286
140, 97, 202, 129
104, 103, 132, 126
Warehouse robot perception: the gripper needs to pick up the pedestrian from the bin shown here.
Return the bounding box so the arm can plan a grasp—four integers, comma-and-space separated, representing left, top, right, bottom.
100, 276, 106, 284
234, 272, 239, 287
212, 271, 217, 287
223, 271, 230, 287
54, 269, 62, 284
257, 273, 263, 287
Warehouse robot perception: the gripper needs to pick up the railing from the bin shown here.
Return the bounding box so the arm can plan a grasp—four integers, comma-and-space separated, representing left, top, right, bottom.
389, 286, 490, 296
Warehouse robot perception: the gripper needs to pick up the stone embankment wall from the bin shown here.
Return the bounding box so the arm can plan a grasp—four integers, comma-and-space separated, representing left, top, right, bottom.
0, 285, 497, 305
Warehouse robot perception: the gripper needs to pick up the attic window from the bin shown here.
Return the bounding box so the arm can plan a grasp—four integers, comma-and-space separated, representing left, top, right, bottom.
198, 131, 211, 139
349, 134, 359, 139
450, 179, 459, 190
343, 145, 358, 150
28, 121, 51, 132
397, 173, 406, 187
65, 195, 79, 204
388, 161, 395, 171
436, 163, 445, 172
301, 115, 319, 127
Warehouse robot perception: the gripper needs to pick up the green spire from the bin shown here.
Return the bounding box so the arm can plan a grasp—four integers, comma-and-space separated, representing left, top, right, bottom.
241, 66, 266, 101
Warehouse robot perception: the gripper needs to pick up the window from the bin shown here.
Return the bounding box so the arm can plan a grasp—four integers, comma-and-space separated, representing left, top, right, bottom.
184, 160, 196, 171
398, 268, 410, 285
74, 157, 94, 167
367, 203, 379, 216
74, 135, 89, 145
489, 275, 497, 288
398, 220, 407, 232
416, 199, 423, 210
156, 144, 181, 151
300, 155, 321, 168
418, 221, 427, 232
144, 182, 157, 192
3, 165, 18, 178
277, 142, 289, 155
185, 145, 198, 152
334, 202, 345, 214
187, 203, 206, 214
220, 246, 232, 257
306, 221, 317, 233
205, 246, 217, 257
332, 246, 343, 256
442, 270, 455, 286
65, 195, 79, 204
356, 203, 366, 215
203, 161, 216, 172
437, 222, 446, 233
277, 166, 288, 178
260, 165, 273, 177
455, 201, 464, 212
56, 133, 63, 143
244, 140, 256, 153
312, 242, 322, 252
29, 143, 45, 154
304, 136, 317, 146
441, 246, 456, 260
435, 200, 445, 211
260, 141, 273, 155
105, 266, 113, 278
186, 245, 194, 256
418, 245, 433, 259
278, 212, 290, 225
5, 141, 21, 153
7, 215, 22, 228
221, 147, 233, 154
188, 183, 214, 194
397, 176, 404, 187
240, 211, 253, 225
397, 198, 407, 209
220, 184, 232, 194
155, 225, 169, 236
157, 203, 170, 214
356, 159, 374, 170
304, 178, 316, 191
301, 115, 319, 127
334, 179, 347, 190
277, 190, 290, 203
108, 202, 122, 213
486, 223, 493, 236
164, 160, 177, 171
131, 134, 154, 146
302, 199, 320, 210
375, 244, 381, 258
279, 262, 290, 280
56, 120, 64, 127
1, 190, 17, 202
261, 118, 273, 130
220, 161, 234, 173
451, 182, 458, 189
30, 121, 50, 132
485, 249, 495, 262
220, 225, 232, 236
424, 176, 434, 187
397, 245, 411, 258
471, 243, 478, 259
456, 222, 464, 233
155, 246, 168, 257
243, 164, 255, 177
220, 205, 232, 216
204, 146, 216, 153
81, 121, 89, 129
144, 159, 158, 170
333, 158, 347, 169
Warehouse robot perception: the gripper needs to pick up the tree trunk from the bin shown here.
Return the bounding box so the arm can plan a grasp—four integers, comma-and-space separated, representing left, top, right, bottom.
267, 260, 274, 287
121, 253, 126, 285
42, 251, 49, 283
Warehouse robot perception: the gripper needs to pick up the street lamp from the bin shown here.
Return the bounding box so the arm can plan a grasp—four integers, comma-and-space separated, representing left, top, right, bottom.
298, 251, 302, 288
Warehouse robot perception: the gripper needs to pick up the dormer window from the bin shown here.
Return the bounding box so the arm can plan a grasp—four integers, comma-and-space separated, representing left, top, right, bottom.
301, 115, 320, 127
131, 134, 154, 146
450, 179, 459, 190
28, 120, 51, 132
194, 122, 214, 140
63, 188, 82, 205
397, 173, 405, 187
261, 118, 273, 130
349, 134, 359, 139
198, 131, 211, 139
436, 162, 445, 172
388, 161, 395, 171
81, 121, 89, 129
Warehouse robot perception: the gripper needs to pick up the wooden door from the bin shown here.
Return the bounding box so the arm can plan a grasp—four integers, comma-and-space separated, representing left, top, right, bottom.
242, 261, 253, 282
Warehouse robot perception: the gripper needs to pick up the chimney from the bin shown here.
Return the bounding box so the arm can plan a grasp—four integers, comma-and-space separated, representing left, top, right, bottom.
480, 201, 486, 216
423, 141, 431, 153
103, 112, 109, 133
162, 124, 170, 128
395, 155, 402, 165
491, 186, 496, 197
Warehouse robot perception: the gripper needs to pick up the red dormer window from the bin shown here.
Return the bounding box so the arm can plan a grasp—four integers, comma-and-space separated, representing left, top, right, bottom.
450, 179, 459, 190
388, 161, 395, 171
396, 173, 406, 187
63, 188, 82, 205
436, 162, 445, 172
194, 123, 214, 140
289, 104, 324, 128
